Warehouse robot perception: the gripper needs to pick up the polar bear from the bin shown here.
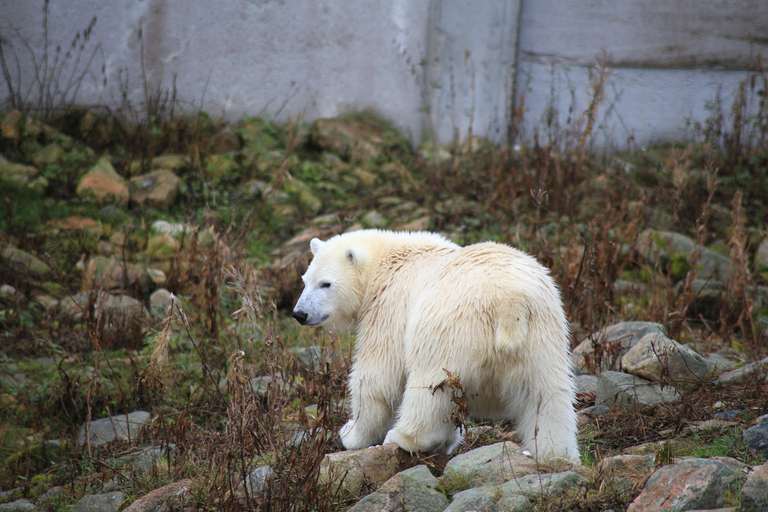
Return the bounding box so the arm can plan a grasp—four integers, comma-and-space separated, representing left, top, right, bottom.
292, 229, 579, 462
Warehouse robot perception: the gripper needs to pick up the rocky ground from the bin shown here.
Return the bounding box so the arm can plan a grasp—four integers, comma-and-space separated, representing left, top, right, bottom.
1, 107, 768, 511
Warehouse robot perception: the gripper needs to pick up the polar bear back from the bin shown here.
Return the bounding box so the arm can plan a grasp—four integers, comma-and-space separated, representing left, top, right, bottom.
357, 238, 570, 382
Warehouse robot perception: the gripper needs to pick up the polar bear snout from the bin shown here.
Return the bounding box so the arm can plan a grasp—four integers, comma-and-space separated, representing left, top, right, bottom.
291, 303, 330, 326
292, 309, 309, 325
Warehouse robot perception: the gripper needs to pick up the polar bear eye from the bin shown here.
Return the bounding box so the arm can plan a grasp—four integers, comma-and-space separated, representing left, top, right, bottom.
320, 281, 332, 289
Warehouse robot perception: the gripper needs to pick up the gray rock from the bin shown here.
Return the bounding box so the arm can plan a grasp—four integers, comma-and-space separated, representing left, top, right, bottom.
122, 479, 193, 512
59, 291, 150, 324
613, 279, 647, 295
627, 459, 731, 512
361, 210, 388, 229
398, 215, 432, 232
705, 352, 740, 374
418, 143, 452, 165
0, 161, 48, 194
0, 284, 16, 296
443, 441, 540, 487
572, 322, 665, 373
492, 493, 530, 511
149, 154, 189, 172
235, 465, 275, 501
673, 278, 725, 318
128, 169, 182, 210
638, 229, 730, 281
151, 220, 190, 236
442, 471, 585, 511
84, 256, 152, 294
0, 500, 43, 512
291, 346, 343, 372
710, 456, 751, 494
578, 404, 611, 418
319, 444, 412, 496
31, 143, 65, 167
33, 294, 59, 311
146, 268, 167, 288
620, 332, 712, 392
35, 487, 65, 505
597, 454, 657, 493
740, 460, 768, 512
311, 118, 396, 163
575, 374, 599, 394
595, 371, 680, 410
250, 374, 276, 397
76, 156, 129, 207
149, 288, 174, 317
443, 488, 496, 512
497, 471, 586, 500
754, 238, 768, 273
78, 411, 152, 446
714, 356, 768, 387
283, 179, 323, 215
743, 417, 768, 459
146, 234, 181, 259
347, 465, 448, 512
0, 364, 31, 388
122, 445, 176, 473
1, 246, 51, 278
71, 492, 124, 512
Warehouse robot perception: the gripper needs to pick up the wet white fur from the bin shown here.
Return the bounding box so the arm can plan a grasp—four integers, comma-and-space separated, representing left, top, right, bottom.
293, 229, 579, 461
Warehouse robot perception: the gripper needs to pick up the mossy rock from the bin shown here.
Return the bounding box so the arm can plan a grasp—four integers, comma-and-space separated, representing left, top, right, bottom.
76, 156, 129, 207
204, 153, 239, 185
0, 162, 48, 194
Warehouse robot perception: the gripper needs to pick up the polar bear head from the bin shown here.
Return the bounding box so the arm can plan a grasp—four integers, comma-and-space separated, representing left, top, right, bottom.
292, 236, 364, 330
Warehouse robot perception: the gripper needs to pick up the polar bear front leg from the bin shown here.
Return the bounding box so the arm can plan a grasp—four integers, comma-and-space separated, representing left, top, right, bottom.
383, 380, 459, 453
340, 364, 399, 450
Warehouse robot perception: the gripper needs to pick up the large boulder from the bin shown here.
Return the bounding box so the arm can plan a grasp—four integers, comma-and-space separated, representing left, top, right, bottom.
311, 118, 401, 162
0, 161, 48, 194
572, 322, 666, 374
85, 256, 152, 295
620, 332, 712, 392
637, 229, 730, 281
319, 444, 414, 496
347, 465, 448, 512
740, 460, 768, 512
461, 471, 587, 510
595, 371, 680, 410
71, 492, 124, 512
627, 459, 732, 512
76, 156, 129, 207
754, 237, 768, 275
743, 416, 768, 459
714, 356, 768, 387
234, 466, 274, 502
122, 479, 193, 512
1, 245, 51, 278
128, 169, 182, 210
443, 441, 540, 487
78, 411, 152, 447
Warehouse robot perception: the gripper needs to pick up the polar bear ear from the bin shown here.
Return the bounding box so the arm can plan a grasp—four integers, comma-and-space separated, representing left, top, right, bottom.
310, 238, 325, 256
345, 246, 363, 267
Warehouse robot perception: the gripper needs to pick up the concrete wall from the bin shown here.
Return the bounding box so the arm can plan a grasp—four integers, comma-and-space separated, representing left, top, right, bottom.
516, 0, 768, 148
1, 0, 766, 148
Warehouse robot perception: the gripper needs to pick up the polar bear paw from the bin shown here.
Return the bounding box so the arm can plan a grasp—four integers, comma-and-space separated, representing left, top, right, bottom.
446, 427, 465, 454
384, 427, 464, 454
339, 420, 368, 450
382, 428, 405, 450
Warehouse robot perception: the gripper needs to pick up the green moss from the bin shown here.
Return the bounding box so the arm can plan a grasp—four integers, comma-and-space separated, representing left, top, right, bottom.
670, 252, 692, 280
